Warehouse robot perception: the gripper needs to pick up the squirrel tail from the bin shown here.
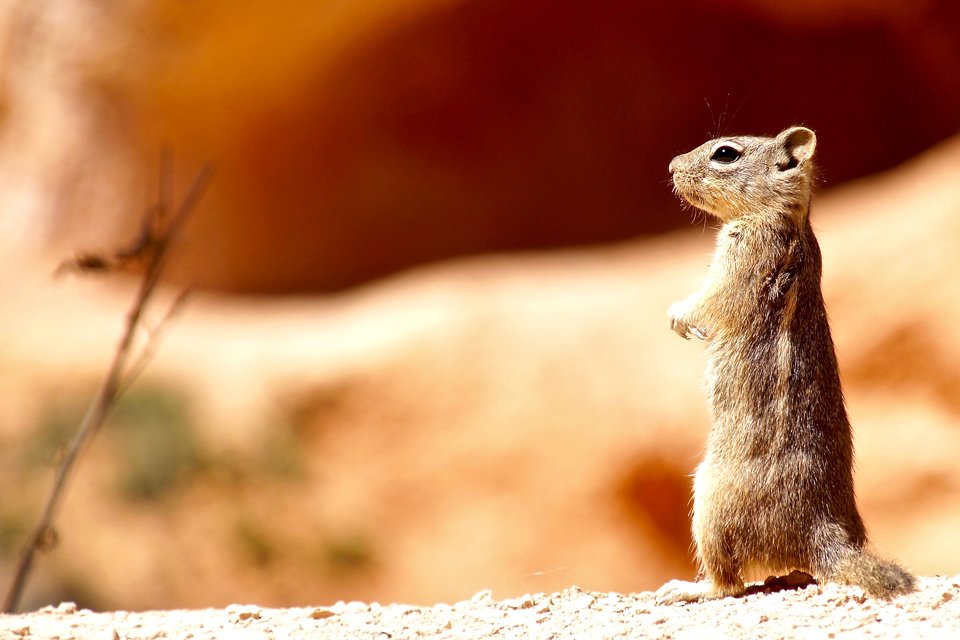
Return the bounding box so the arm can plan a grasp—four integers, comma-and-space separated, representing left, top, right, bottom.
831, 548, 915, 598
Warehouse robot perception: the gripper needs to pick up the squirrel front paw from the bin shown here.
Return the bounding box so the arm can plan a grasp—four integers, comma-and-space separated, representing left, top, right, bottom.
668, 300, 707, 340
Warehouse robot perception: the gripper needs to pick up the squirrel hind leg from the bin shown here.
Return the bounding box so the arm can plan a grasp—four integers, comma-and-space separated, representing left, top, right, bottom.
828, 550, 916, 598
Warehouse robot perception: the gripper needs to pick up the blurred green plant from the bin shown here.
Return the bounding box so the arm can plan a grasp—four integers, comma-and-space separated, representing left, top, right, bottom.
322, 533, 374, 574
22, 571, 105, 614
0, 513, 26, 558
108, 386, 201, 502
21, 400, 88, 471
233, 518, 276, 567
254, 422, 307, 481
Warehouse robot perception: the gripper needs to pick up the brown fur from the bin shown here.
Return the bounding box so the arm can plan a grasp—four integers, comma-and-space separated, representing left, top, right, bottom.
665, 126, 914, 600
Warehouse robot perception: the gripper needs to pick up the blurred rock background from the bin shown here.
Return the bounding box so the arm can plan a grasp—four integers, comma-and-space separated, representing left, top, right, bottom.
0, 0, 958, 611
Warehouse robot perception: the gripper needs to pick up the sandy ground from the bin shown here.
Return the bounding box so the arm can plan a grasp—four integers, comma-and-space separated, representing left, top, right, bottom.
1, 575, 958, 639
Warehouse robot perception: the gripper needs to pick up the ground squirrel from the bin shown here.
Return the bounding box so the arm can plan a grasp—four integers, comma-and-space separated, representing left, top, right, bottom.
659, 125, 915, 602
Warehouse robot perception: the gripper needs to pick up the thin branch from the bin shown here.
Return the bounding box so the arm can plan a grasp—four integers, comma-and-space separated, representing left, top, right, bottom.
119, 287, 193, 397
3, 163, 213, 613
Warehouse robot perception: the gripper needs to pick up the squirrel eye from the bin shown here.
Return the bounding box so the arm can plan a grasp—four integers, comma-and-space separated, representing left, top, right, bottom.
710, 145, 742, 164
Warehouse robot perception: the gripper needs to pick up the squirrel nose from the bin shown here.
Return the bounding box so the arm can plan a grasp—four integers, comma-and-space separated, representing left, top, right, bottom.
668, 156, 679, 174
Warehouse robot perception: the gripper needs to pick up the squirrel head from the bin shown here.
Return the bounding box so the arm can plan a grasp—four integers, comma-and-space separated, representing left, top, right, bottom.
669, 126, 817, 224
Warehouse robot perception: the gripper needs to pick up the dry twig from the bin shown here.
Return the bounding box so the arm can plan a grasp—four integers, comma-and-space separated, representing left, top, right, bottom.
2, 162, 213, 613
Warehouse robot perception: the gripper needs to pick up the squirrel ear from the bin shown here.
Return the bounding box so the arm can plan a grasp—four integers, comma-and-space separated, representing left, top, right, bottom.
775, 126, 817, 171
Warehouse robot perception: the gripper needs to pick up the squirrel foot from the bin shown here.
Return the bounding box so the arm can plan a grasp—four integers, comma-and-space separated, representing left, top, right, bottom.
654, 579, 741, 604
